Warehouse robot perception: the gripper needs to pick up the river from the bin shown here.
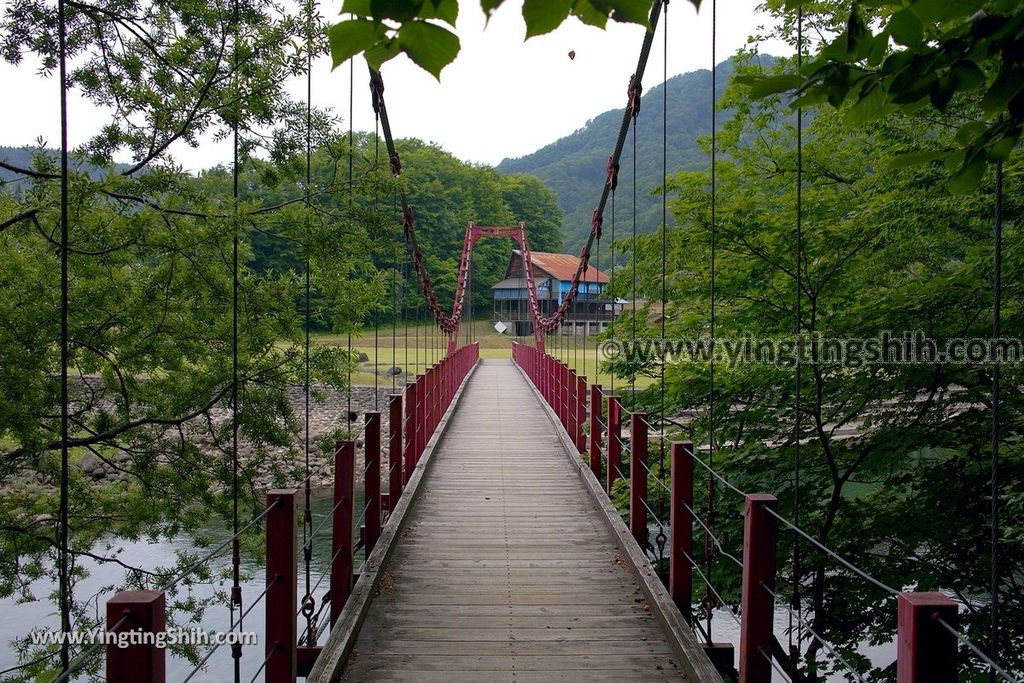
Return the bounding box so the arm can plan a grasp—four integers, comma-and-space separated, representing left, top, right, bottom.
0, 488, 356, 681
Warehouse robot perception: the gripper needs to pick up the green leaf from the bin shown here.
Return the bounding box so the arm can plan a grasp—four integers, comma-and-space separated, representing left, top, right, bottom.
34, 668, 59, 683
522, 0, 573, 38
572, 0, 608, 28
929, 76, 956, 112
605, 0, 652, 26
946, 153, 986, 194
342, 0, 372, 14
364, 37, 401, 70
910, 0, 981, 24
980, 64, 1024, 114
790, 90, 829, 109
844, 82, 886, 127
422, 0, 459, 26
867, 32, 888, 67
328, 19, 384, 69
988, 128, 1022, 161
887, 149, 946, 169
888, 9, 923, 47
481, 0, 505, 16
954, 121, 987, 145
371, 0, 423, 23
943, 147, 965, 171
397, 20, 460, 79
845, 3, 871, 58
950, 60, 986, 92
747, 74, 804, 99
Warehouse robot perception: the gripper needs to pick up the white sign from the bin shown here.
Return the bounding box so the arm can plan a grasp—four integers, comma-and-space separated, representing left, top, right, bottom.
494, 321, 508, 334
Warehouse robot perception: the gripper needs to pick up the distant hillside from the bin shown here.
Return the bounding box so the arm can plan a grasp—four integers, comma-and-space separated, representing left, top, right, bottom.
498, 57, 772, 255
0, 146, 130, 189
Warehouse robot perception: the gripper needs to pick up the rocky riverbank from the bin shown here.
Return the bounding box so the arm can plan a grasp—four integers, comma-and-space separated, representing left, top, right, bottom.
74, 382, 402, 491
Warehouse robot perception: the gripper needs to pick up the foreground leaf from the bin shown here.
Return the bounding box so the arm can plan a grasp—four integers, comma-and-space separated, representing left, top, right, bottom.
523, 0, 573, 38
328, 19, 384, 68
398, 20, 461, 79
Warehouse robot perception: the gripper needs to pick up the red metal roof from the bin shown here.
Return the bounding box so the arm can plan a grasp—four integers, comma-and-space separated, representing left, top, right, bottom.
520, 251, 610, 284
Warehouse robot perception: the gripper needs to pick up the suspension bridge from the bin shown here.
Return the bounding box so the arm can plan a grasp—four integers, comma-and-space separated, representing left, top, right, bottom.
31, 0, 1018, 680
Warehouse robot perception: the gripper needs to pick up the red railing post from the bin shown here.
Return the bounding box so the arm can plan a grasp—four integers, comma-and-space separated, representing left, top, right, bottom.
548, 356, 555, 410
415, 373, 426, 461
567, 369, 578, 442
562, 366, 569, 431
403, 380, 416, 485
546, 353, 551, 402
541, 351, 547, 402
549, 355, 555, 410
554, 360, 561, 422
106, 590, 166, 683
630, 412, 649, 549
576, 375, 587, 452
897, 592, 958, 683
440, 358, 448, 411
589, 384, 602, 478
739, 493, 778, 683
563, 364, 570, 431
607, 395, 622, 495
670, 441, 694, 622
330, 440, 355, 627
388, 395, 402, 510
436, 363, 442, 425
266, 488, 297, 682
427, 365, 436, 433
364, 412, 381, 556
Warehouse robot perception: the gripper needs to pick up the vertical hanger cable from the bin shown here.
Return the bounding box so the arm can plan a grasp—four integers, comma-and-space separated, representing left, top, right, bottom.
57, 0, 71, 670
792, 5, 805, 668
705, 0, 717, 644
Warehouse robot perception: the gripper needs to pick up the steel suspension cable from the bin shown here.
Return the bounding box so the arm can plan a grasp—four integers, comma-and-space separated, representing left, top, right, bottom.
705, 0, 717, 645
56, 0, 71, 671
611, 183, 616, 395
989, 159, 1004, 683
393, 199, 399, 393
346, 55, 353, 433
658, 0, 669, 562
301, 0, 316, 645
374, 117, 381, 409
631, 113, 638, 400
230, 0, 243, 676
404, 259, 410, 374
792, 4, 805, 666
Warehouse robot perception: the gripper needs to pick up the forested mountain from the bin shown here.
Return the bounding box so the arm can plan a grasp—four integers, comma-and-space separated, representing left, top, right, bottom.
238, 136, 562, 319
498, 57, 773, 255
0, 145, 130, 187
1, 140, 561, 320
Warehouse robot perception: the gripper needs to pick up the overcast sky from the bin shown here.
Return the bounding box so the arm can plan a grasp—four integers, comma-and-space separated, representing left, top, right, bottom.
1, 0, 788, 170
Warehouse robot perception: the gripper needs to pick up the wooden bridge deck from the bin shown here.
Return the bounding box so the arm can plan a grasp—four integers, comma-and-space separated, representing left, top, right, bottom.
339, 359, 689, 681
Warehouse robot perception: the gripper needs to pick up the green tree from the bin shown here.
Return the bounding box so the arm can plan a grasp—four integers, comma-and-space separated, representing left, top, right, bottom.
747, 0, 1024, 192
618, 54, 1023, 679
0, 0, 392, 677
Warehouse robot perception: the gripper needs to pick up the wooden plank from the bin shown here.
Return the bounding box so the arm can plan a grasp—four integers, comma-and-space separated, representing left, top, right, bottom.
342, 653, 681, 671
311, 360, 707, 682
345, 640, 676, 656
343, 670, 680, 682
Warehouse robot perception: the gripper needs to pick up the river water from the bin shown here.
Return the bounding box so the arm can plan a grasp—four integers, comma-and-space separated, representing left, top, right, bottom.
0, 488, 356, 681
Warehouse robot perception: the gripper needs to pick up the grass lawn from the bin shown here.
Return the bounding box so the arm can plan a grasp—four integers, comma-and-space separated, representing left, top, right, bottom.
314, 321, 654, 390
